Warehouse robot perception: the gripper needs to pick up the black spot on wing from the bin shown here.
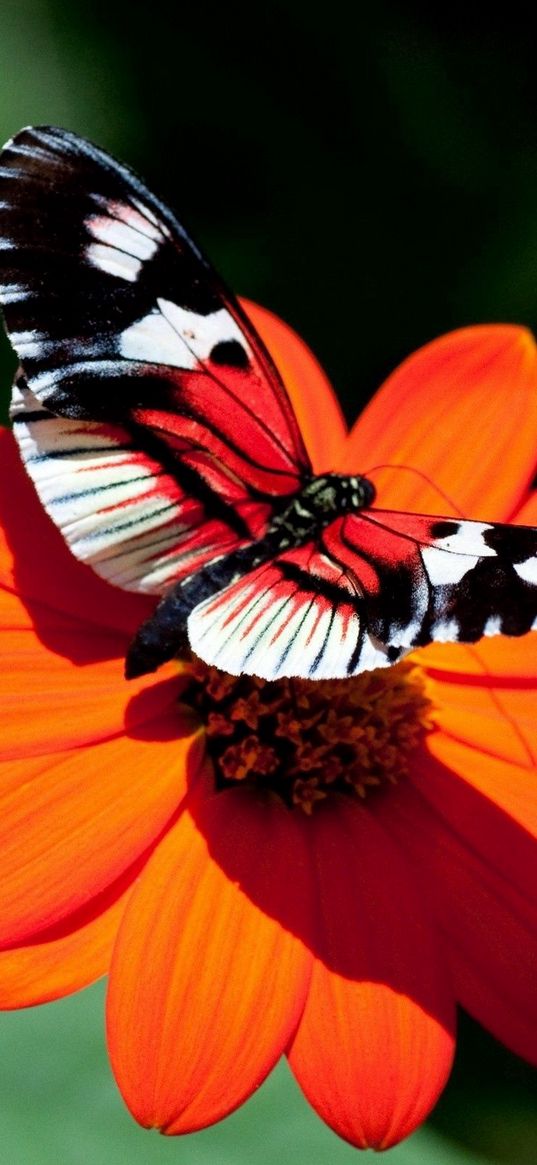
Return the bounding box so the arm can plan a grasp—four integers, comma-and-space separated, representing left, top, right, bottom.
430, 520, 460, 539
210, 339, 250, 368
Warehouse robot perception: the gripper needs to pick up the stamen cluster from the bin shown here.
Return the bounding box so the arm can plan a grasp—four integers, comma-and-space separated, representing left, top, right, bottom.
182, 658, 434, 813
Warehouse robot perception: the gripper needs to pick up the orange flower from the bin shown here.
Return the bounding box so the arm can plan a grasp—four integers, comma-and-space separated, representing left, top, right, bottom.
2, 302, 537, 1150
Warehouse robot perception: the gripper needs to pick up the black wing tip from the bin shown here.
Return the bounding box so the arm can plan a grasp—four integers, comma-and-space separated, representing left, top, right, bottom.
0, 123, 193, 248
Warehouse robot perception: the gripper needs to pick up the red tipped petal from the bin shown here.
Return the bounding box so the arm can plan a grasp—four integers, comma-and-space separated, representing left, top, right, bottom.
287, 799, 455, 1149
107, 787, 313, 1133
338, 325, 537, 520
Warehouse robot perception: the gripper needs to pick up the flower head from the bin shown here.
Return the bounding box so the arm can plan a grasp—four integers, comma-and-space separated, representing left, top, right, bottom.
2, 302, 537, 1149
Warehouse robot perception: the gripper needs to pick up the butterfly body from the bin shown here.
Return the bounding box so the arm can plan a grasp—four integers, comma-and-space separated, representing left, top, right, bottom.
126, 472, 376, 677
1, 126, 537, 682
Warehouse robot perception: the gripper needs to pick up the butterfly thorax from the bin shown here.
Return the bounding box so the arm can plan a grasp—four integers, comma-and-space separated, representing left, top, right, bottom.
267, 474, 376, 548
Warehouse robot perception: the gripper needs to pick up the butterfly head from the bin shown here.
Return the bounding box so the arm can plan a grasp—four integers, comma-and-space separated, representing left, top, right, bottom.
300, 473, 376, 515
267, 473, 376, 549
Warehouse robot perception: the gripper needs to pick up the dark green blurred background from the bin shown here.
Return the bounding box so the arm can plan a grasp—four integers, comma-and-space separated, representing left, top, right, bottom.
1, 1, 537, 1161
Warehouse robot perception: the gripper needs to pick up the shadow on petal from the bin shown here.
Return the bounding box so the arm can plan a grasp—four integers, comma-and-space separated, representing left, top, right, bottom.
378, 744, 537, 1065
123, 679, 200, 743
182, 784, 454, 1040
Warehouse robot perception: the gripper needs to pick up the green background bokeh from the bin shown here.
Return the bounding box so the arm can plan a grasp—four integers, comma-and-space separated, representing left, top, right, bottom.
1, 1, 537, 1160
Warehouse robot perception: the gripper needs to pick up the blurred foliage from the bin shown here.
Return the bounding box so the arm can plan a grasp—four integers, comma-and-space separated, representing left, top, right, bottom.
1, 0, 537, 1159
432, 1011, 537, 1164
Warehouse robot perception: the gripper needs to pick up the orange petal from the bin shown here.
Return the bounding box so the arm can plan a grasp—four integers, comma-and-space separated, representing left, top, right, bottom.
0, 864, 136, 1008
0, 429, 153, 634
414, 630, 537, 679
378, 761, 537, 1065
287, 799, 455, 1150
0, 581, 188, 757
511, 489, 537, 526
240, 298, 347, 472
336, 325, 537, 520
421, 733, 537, 847
0, 707, 204, 946
107, 787, 313, 1133
424, 654, 537, 768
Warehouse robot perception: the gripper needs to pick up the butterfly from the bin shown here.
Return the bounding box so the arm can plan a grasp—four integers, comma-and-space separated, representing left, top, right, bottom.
1, 125, 537, 683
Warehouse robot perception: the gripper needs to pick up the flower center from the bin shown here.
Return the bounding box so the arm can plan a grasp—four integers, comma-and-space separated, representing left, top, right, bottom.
182, 658, 434, 813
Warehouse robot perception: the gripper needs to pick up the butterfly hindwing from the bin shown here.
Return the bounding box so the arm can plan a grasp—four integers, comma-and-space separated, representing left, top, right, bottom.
187, 511, 537, 679
0, 127, 310, 592
187, 543, 380, 680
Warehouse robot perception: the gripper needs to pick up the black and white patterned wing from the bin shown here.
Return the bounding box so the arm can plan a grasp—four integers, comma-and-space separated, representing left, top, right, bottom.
0, 126, 310, 593
186, 510, 537, 679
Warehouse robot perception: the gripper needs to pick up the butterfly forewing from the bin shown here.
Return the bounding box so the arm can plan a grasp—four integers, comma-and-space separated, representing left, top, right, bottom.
0, 126, 310, 592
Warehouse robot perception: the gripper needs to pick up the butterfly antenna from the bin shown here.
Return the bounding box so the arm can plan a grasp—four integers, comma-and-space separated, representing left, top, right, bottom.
363, 463, 467, 519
